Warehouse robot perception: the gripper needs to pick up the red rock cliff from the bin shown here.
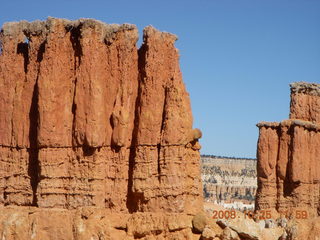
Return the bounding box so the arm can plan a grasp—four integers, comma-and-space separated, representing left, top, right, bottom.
0, 18, 203, 239
256, 82, 320, 218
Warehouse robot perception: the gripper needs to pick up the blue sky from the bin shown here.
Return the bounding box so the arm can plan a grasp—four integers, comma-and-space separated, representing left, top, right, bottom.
1, 0, 319, 157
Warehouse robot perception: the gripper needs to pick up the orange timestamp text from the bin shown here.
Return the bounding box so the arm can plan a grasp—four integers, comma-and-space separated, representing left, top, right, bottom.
278, 210, 308, 219
212, 209, 309, 220
212, 210, 273, 220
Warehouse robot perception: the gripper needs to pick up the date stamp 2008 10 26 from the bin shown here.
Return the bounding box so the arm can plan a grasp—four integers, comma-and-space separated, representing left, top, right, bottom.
212, 209, 309, 220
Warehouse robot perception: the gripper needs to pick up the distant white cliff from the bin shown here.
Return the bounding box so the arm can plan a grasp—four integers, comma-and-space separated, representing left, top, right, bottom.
201, 155, 257, 210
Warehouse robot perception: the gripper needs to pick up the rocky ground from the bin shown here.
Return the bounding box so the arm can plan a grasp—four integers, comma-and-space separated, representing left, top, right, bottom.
200, 203, 320, 240
1, 204, 319, 240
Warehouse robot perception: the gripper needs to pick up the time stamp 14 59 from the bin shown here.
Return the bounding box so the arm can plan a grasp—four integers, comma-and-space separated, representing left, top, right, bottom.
212, 210, 309, 220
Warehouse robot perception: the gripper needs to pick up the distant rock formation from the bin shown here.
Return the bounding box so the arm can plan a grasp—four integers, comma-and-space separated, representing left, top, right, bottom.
202, 156, 257, 209
256, 82, 320, 218
0, 18, 203, 239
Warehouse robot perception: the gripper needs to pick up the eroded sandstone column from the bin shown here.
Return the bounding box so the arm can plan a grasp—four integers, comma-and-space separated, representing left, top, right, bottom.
255, 122, 279, 210
256, 82, 320, 217
0, 18, 202, 215
130, 26, 202, 214
0, 21, 41, 205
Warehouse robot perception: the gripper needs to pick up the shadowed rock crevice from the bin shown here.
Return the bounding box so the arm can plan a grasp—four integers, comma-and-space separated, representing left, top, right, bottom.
16, 41, 29, 73
127, 147, 138, 213
157, 143, 161, 182
283, 125, 294, 199
28, 78, 39, 206
36, 40, 46, 63
69, 24, 81, 148
68, 24, 83, 65
126, 93, 140, 212
82, 145, 95, 156
157, 87, 168, 182
126, 40, 148, 213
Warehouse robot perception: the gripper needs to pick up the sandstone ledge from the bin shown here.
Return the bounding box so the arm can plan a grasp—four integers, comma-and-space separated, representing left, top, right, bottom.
257, 119, 320, 131
0, 206, 197, 240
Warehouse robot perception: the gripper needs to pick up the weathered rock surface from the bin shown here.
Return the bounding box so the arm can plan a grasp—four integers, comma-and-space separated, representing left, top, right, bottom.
256, 82, 320, 218
0, 17, 203, 239
290, 82, 320, 122
0, 204, 297, 240
192, 212, 210, 233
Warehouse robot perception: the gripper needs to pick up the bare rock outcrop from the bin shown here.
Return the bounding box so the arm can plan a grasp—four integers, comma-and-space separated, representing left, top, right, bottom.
256, 82, 320, 218
0, 18, 202, 239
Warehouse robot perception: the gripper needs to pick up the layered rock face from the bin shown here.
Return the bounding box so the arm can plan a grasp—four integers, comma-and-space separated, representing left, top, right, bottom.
256, 82, 320, 217
0, 18, 202, 239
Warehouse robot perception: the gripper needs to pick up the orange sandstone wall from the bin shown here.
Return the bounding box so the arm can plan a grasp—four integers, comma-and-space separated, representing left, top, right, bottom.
256, 82, 320, 217
0, 18, 202, 214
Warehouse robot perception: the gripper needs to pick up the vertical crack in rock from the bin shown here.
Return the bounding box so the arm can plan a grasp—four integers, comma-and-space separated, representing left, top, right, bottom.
283, 125, 294, 199
126, 40, 146, 213
16, 39, 29, 73
158, 87, 168, 182
26, 37, 47, 206
157, 143, 161, 182
126, 103, 139, 212
36, 40, 46, 63
68, 24, 83, 65
127, 147, 137, 213
275, 126, 282, 209
69, 24, 82, 148
28, 80, 39, 206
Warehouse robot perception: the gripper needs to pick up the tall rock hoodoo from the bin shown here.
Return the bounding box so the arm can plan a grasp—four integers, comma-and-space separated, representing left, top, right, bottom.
256, 82, 320, 218
0, 18, 203, 239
